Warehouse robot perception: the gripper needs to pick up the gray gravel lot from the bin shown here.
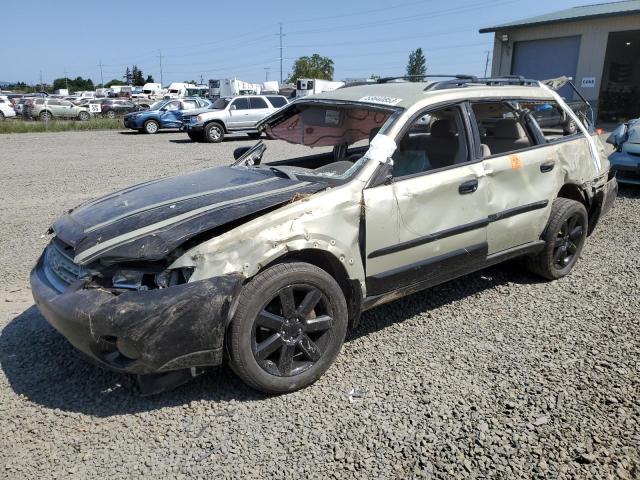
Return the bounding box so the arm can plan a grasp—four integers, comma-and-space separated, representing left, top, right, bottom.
0, 129, 638, 479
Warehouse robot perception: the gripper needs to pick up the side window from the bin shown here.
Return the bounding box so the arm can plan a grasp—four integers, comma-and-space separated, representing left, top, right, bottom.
519, 100, 579, 142
267, 96, 287, 108
60, 101, 73, 107
164, 102, 180, 111
47, 99, 61, 106
392, 106, 469, 178
231, 98, 250, 110
249, 97, 268, 109
182, 100, 197, 110
471, 102, 533, 158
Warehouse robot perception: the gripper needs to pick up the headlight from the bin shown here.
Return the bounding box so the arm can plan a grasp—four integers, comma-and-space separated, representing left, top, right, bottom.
111, 267, 194, 290
196, 114, 203, 122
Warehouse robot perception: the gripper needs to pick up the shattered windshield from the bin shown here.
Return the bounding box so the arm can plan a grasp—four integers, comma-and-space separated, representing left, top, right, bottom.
250, 102, 399, 182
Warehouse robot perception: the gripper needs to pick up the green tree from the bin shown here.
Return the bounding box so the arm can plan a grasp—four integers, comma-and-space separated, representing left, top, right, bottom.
145, 74, 155, 83
406, 48, 427, 81
287, 54, 334, 82
123, 67, 132, 84
105, 79, 126, 88
52, 76, 94, 92
132, 65, 144, 85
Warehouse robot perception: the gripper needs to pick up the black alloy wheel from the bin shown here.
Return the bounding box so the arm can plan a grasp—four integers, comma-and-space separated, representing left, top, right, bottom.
252, 284, 334, 377
552, 212, 585, 268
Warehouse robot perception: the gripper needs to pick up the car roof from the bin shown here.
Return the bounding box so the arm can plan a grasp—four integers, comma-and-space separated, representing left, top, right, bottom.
307, 81, 556, 109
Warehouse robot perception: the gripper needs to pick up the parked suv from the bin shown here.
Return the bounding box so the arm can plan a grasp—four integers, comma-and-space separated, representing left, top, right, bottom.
26, 98, 91, 121
123, 98, 211, 133
30, 76, 617, 395
183, 95, 288, 142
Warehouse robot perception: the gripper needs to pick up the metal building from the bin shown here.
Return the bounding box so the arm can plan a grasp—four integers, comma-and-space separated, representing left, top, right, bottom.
480, 0, 640, 122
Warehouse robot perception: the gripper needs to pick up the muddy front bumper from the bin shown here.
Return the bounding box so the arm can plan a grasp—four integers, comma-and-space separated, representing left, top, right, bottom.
30, 255, 243, 376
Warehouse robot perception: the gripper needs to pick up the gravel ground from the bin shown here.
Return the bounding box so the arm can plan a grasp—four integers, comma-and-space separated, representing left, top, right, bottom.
0, 129, 638, 479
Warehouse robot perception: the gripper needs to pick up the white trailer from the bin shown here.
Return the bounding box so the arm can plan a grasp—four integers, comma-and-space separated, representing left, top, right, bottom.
262, 81, 280, 95
208, 78, 262, 98
295, 78, 345, 97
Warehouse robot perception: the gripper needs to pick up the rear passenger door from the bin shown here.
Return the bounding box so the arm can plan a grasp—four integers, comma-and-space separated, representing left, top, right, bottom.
227, 97, 251, 128
363, 103, 490, 297
247, 97, 271, 126
470, 100, 562, 254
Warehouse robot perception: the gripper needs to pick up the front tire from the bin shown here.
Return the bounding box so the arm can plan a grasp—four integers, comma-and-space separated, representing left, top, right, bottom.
105, 110, 116, 119
203, 122, 224, 143
228, 262, 348, 394
78, 111, 90, 121
525, 198, 588, 280
143, 119, 159, 134
39, 111, 52, 121
187, 131, 203, 142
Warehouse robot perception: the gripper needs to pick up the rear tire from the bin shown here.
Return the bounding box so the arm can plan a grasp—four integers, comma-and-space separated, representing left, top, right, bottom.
525, 198, 588, 280
144, 119, 159, 134
203, 122, 224, 143
78, 111, 90, 121
105, 110, 116, 119
39, 111, 52, 121
228, 262, 348, 394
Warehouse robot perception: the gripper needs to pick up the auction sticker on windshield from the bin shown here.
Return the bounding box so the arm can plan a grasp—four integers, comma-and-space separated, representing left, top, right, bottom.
359, 96, 402, 106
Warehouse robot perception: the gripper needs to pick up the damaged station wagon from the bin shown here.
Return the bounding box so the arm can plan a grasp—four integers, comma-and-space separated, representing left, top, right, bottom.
31, 75, 617, 394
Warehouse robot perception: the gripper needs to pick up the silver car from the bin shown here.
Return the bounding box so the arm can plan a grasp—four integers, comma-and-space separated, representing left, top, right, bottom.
30, 76, 617, 394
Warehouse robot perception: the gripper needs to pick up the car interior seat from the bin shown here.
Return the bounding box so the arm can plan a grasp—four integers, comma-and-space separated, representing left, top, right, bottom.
484, 119, 531, 155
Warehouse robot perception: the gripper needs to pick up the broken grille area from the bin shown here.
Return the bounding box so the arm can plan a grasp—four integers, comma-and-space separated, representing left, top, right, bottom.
43, 239, 89, 292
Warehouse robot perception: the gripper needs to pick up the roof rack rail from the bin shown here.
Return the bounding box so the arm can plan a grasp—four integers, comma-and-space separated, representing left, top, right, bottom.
425, 76, 539, 91
377, 74, 478, 83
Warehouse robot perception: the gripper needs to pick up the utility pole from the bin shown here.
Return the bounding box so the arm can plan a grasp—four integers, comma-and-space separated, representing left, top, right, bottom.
264, 67, 270, 81
97, 60, 104, 86
277, 23, 285, 84
483, 50, 491, 77
39, 71, 43, 91
200, 74, 204, 84
158, 51, 164, 87
64, 68, 68, 90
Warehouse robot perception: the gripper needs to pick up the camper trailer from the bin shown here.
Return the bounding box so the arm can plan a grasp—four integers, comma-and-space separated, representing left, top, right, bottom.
166, 82, 196, 98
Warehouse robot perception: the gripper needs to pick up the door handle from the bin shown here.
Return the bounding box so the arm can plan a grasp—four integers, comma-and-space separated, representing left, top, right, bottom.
458, 179, 478, 194
540, 161, 555, 173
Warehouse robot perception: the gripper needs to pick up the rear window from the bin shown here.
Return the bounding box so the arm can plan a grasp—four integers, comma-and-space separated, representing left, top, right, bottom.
267, 96, 287, 108
249, 97, 268, 109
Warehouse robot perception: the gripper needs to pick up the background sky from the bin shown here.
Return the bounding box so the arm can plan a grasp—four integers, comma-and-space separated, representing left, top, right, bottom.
0, 0, 589, 86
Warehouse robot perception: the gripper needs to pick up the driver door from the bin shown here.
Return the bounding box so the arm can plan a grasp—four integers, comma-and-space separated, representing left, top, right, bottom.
363, 104, 490, 297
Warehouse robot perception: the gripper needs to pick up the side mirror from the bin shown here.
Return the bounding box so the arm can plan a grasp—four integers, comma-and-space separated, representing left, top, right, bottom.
233, 146, 252, 160
230, 104, 237, 111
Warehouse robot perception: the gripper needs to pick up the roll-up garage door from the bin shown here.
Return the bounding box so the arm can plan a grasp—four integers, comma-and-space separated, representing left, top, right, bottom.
511, 36, 581, 98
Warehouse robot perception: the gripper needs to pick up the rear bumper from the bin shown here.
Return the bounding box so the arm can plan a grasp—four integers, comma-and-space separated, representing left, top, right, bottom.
31, 255, 243, 375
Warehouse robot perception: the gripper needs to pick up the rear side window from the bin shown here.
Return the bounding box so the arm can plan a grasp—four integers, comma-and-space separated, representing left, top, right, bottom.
47, 99, 61, 106
182, 100, 197, 110
471, 102, 534, 157
518, 100, 580, 142
266, 96, 287, 108
249, 97, 268, 109
231, 98, 250, 110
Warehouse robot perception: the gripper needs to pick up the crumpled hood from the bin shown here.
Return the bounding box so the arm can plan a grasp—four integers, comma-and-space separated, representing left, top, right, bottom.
53, 166, 324, 265
622, 124, 640, 154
